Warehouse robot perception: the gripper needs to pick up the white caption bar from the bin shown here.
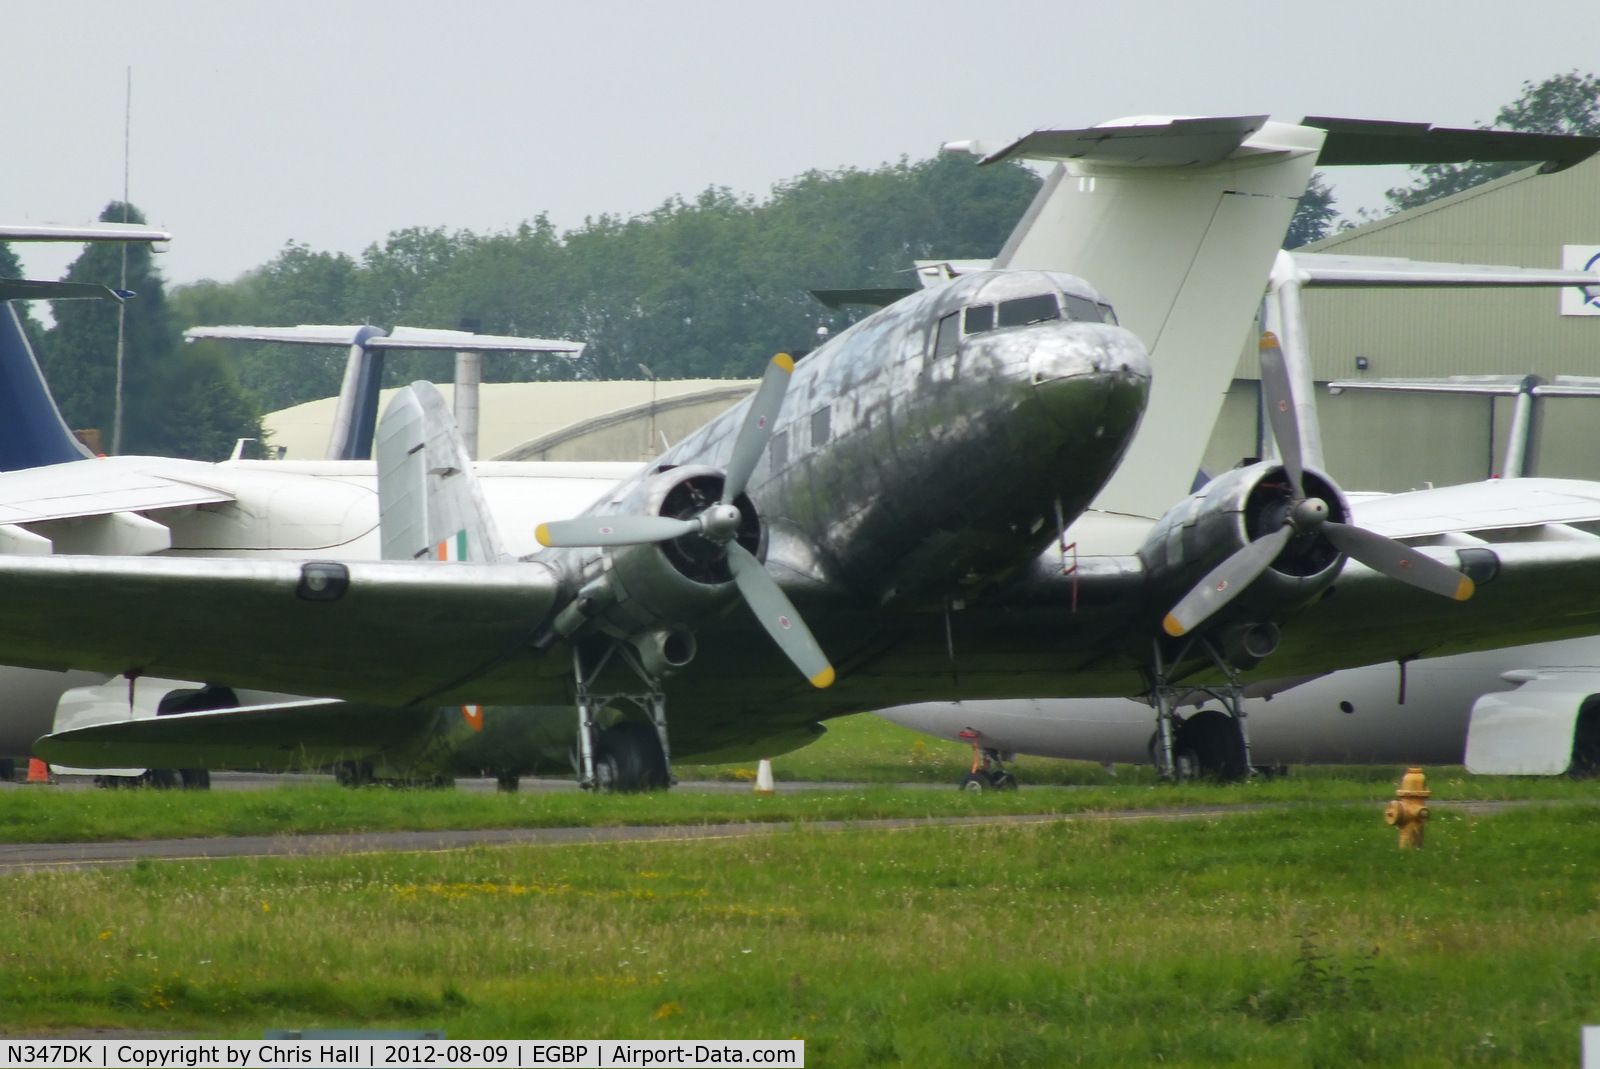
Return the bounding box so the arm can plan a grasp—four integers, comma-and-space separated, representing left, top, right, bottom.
0, 1042, 803, 1069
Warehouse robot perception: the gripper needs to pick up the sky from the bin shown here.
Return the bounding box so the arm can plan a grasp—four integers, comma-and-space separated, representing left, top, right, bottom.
6, 0, 1600, 290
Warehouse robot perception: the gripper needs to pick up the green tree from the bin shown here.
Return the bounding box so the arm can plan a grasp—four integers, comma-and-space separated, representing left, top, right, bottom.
46, 202, 262, 459
170, 151, 1043, 410
0, 242, 50, 360
1284, 172, 1339, 248
1387, 71, 1600, 212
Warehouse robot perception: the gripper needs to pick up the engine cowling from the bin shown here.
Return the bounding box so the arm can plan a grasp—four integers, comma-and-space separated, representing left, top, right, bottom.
1140, 462, 1352, 632
551, 465, 764, 656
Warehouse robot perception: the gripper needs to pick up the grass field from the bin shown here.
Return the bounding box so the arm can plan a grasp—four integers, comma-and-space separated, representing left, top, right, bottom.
1, 803, 1598, 1064
4, 713, 1598, 845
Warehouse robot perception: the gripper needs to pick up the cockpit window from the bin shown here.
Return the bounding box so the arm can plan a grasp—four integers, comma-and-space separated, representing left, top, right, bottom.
997, 293, 1060, 328
1061, 294, 1104, 323
964, 304, 994, 334
1097, 302, 1118, 325
933, 311, 960, 359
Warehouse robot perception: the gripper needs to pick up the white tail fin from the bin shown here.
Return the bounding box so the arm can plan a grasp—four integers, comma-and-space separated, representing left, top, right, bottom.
376, 381, 508, 562
955, 117, 1325, 518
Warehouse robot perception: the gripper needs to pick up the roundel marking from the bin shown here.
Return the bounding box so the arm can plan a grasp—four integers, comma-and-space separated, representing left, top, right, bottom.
779, 615, 792, 630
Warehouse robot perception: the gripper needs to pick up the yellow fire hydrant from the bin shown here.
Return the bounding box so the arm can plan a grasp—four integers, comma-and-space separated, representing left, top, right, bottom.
1384, 767, 1431, 849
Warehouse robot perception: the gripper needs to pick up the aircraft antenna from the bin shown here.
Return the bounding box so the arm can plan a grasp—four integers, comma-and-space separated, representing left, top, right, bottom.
112, 66, 130, 455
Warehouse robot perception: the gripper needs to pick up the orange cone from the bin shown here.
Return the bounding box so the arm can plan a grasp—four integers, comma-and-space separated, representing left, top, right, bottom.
25, 759, 50, 784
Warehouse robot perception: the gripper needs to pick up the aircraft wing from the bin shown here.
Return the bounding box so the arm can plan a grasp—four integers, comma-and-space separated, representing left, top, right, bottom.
0, 222, 172, 243
1350, 478, 1600, 541
0, 458, 234, 525
0, 555, 561, 705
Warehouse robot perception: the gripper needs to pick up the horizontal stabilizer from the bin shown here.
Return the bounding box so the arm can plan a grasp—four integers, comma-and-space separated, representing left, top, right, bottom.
1305, 117, 1600, 172
810, 287, 918, 309
1291, 252, 1600, 288
960, 115, 1272, 168
0, 222, 171, 243
186, 323, 584, 355
0, 279, 132, 302
1330, 375, 1600, 398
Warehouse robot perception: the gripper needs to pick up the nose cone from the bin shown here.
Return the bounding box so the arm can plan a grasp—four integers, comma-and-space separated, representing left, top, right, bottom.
1028, 323, 1152, 430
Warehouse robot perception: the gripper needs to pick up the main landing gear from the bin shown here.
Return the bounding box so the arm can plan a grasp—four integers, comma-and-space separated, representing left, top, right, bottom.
573, 642, 675, 793
1146, 637, 1254, 782
957, 730, 1018, 791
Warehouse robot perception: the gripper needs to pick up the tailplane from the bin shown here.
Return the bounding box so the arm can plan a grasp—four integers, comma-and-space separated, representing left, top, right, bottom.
0, 303, 94, 469
376, 381, 508, 562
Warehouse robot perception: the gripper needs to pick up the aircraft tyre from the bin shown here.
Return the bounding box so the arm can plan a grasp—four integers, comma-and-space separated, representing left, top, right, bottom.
1568, 701, 1600, 779
334, 760, 374, 787
1173, 710, 1249, 782
180, 769, 211, 790
595, 722, 670, 792
496, 772, 521, 793
959, 770, 1017, 791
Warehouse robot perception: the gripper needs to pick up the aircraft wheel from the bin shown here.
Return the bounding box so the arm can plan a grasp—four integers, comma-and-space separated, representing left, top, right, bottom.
496, 772, 521, 793
959, 771, 992, 792
1172, 711, 1248, 782
988, 769, 1019, 791
334, 760, 374, 787
1568, 702, 1600, 779
141, 769, 180, 789
594, 722, 670, 793
180, 769, 211, 790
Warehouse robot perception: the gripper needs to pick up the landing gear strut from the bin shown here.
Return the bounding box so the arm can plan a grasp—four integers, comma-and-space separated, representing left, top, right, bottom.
957, 730, 1018, 791
1146, 637, 1254, 782
573, 641, 675, 792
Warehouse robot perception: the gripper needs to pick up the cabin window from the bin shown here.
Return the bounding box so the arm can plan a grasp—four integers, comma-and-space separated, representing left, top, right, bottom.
810, 406, 831, 448
769, 430, 788, 471
933, 312, 960, 359
1061, 293, 1102, 323
964, 304, 994, 334
997, 293, 1060, 327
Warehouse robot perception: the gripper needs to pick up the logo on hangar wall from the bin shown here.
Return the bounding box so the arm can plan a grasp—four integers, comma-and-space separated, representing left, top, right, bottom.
1562, 245, 1600, 316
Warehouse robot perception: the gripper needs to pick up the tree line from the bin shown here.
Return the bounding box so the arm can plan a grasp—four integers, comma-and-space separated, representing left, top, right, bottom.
8, 71, 1594, 461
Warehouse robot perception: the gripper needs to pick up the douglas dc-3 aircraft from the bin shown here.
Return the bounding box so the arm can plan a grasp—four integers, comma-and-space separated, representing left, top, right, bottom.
19, 114, 1600, 790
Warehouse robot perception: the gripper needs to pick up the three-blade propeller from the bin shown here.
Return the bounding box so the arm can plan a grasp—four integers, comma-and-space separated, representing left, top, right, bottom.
536, 355, 835, 688
1162, 333, 1473, 638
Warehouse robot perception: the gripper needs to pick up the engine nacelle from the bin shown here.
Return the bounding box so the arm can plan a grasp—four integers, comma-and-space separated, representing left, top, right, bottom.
1139, 462, 1352, 630
552, 465, 764, 644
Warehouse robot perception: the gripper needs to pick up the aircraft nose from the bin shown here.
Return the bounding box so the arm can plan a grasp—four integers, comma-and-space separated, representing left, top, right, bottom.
1028, 324, 1152, 427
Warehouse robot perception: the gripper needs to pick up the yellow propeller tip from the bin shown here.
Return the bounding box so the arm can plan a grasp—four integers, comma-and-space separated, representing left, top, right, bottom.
1455, 576, 1475, 601
809, 666, 835, 689
1259, 331, 1280, 349
772, 353, 795, 373
534, 523, 552, 547
1162, 614, 1187, 638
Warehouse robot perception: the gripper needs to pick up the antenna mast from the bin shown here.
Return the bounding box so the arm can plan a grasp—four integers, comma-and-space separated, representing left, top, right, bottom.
112, 66, 130, 455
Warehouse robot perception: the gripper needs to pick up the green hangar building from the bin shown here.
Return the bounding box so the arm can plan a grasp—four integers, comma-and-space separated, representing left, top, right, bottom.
1202, 155, 1600, 493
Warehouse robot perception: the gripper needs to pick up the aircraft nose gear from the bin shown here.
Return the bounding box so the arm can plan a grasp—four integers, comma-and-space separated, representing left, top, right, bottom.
957, 730, 1019, 791
1146, 637, 1255, 782
572, 641, 676, 793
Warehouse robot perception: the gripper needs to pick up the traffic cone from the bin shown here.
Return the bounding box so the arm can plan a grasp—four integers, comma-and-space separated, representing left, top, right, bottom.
25, 759, 50, 784
753, 758, 775, 795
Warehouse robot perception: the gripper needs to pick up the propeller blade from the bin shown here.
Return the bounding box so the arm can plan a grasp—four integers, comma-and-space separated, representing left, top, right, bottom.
535, 515, 697, 548
1322, 522, 1475, 601
721, 353, 794, 504
726, 541, 835, 688
1258, 332, 1305, 499
1163, 526, 1293, 637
